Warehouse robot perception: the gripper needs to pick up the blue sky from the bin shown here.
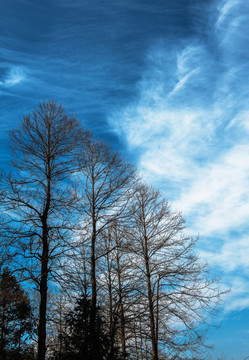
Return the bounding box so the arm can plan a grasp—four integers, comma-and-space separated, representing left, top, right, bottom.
1, 0, 249, 358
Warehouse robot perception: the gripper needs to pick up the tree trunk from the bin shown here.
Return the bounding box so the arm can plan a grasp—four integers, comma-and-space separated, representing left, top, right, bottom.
90, 173, 97, 328
134, 322, 139, 360
90, 214, 98, 358
90, 229, 97, 318
155, 276, 160, 347
140, 199, 158, 360
38, 158, 50, 360
144, 232, 158, 360
107, 249, 115, 359
37, 234, 48, 360
116, 250, 126, 360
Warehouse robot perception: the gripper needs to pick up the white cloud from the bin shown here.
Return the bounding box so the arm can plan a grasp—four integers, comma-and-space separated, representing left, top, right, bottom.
200, 235, 249, 273
215, 0, 239, 27
169, 68, 200, 96
0, 66, 27, 87
109, 0, 249, 312
174, 144, 249, 235
222, 277, 249, 313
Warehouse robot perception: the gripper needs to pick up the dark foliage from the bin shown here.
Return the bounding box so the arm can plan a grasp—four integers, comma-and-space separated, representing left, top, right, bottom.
0, 268, 34, 360
52, 295, 117, 360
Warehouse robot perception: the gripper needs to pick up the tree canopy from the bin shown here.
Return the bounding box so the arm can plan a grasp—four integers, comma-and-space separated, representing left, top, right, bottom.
0, 100, 227, 360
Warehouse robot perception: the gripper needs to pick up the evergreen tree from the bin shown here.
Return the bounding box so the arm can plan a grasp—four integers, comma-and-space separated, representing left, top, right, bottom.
52, 294, 112, 360
0, 268, 33, 360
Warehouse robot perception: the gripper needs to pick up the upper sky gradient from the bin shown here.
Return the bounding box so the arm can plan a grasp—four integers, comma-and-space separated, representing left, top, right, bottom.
1, 0, 249, 358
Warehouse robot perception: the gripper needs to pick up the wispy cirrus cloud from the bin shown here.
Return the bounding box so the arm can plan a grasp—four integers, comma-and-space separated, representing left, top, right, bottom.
200, 234, 249, 274
175, 144, 249, 236
223, 276, 249, 313
0, 66, 27, 88
110, 0, 249, 312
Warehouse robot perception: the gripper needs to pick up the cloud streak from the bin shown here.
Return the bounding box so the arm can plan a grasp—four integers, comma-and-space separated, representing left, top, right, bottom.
0, 66, 27, 88
110, 0, 249, 312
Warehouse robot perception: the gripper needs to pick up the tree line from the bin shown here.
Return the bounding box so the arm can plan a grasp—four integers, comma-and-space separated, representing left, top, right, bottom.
0, 100, 225, 360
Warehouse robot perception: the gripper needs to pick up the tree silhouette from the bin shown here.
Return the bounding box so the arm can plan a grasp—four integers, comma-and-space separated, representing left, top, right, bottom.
0, 268, 33, 360
51, 294, 111, 360
0, 100, 88, 360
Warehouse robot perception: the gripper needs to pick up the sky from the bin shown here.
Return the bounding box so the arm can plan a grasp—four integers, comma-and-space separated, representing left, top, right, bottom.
1, 0, 249, 358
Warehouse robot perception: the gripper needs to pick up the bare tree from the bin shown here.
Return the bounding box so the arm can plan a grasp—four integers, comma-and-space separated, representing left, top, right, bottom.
75, 136, 136, 358
99, 232, 120, 359
0, 101, 227, 360
0, 100, 87, 360
96, 217, 153, 360
45, 291, 72, 360
126, 184, 224, 360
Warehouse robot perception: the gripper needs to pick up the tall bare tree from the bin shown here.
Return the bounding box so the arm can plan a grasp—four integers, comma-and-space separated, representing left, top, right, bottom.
98, 222, 143, 360
127, 184, 224, 360
76, 137, 136, 359
0, 100, 87, 360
